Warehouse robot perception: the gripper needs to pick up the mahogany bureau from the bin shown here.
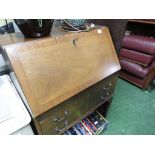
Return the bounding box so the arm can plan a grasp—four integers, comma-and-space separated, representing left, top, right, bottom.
0, 26, 121, 135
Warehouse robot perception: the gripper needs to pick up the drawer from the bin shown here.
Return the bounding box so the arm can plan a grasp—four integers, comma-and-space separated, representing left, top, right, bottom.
37, 74, 117, 135
89, 76, 117, 109
38, 91, 90, 135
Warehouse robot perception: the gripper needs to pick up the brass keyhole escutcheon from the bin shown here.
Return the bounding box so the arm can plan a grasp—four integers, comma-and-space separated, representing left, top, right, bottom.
73, 39, 78, 46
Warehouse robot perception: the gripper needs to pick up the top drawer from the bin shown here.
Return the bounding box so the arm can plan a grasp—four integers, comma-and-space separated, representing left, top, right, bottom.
37, 74, 118, 135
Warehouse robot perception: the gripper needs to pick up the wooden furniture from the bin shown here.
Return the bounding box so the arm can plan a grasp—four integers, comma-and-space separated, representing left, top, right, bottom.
128, 19, 155, 25
127, 19, 155, 37
0, 26, 120, 134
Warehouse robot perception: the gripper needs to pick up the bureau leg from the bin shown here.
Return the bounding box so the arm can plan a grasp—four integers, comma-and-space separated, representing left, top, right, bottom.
30, 119, 43, 135
30, 121, 38, 135
97, 97, 113, 117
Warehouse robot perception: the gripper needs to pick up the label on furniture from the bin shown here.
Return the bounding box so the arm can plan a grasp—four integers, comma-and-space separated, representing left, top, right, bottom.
2, 27, 121, 117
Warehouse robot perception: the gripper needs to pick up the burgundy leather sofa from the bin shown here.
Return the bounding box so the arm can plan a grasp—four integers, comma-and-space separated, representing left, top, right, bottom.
119, 35, 155, 89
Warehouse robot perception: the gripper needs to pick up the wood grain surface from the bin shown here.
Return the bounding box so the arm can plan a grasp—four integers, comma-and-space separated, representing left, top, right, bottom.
3, 27, 121, 117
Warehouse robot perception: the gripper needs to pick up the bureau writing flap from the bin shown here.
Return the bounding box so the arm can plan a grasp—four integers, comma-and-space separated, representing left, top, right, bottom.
3, 27, 121, 117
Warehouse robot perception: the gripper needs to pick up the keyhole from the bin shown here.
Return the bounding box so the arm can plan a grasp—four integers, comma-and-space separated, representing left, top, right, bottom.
73, 39, 78, 46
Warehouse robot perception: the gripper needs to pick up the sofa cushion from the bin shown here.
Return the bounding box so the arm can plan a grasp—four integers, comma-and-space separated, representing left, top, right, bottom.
122, 35, 155, 55
120, 48, 154, 66
120, 59, 149, 79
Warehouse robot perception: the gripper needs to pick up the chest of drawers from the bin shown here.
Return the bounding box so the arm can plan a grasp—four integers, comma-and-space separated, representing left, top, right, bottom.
1, 26, 120, 134
38, 73, 117, 135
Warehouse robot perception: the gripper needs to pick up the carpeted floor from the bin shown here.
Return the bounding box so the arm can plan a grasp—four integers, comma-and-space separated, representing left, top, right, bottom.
102, 78, 155, 135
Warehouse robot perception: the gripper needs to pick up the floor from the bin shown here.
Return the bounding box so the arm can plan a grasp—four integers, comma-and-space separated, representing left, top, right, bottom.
102, 78, 155, 135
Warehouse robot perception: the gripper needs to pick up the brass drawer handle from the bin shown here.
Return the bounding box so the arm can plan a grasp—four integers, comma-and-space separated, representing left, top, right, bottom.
55, 120, 68, 133
102, 82, 112, 90
106, 92, 110, 96
53, 111, 68, 123
100, 95, 107, 100
101, 92, 110, 100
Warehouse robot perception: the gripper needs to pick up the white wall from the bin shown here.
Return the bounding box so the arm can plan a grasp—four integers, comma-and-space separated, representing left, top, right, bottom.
0, 20, 19, 68
0, 54, 5, 67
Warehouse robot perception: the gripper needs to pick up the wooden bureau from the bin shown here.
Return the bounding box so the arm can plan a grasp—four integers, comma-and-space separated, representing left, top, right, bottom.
0, 26, 121, 134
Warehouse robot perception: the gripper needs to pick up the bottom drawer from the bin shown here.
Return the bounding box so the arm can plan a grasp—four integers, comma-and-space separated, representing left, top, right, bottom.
63, 110, 109, 135
37, 74, 117, 135
38, 93, 90, 135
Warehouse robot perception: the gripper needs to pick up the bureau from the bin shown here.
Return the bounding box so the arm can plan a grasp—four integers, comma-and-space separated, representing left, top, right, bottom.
0, 25, 121, 134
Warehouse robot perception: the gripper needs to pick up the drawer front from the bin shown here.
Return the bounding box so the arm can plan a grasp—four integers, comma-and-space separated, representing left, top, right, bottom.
89, 76, 117, 109
38, 91, 90, 135
38, 74, 117, 135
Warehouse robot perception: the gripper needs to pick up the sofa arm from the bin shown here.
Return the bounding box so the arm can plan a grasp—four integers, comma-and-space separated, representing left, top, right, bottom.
144, 60, 155, 88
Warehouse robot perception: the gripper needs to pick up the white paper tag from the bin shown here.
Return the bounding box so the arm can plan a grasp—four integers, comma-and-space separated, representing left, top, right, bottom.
97, 29, 102, 34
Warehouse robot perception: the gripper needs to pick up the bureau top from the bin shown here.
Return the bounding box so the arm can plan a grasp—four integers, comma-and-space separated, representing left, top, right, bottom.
2, 27, 121, 117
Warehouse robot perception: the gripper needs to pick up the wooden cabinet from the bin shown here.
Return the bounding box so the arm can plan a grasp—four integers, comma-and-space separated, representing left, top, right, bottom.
1, 26, 120, 134
127, 19, 155, 37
